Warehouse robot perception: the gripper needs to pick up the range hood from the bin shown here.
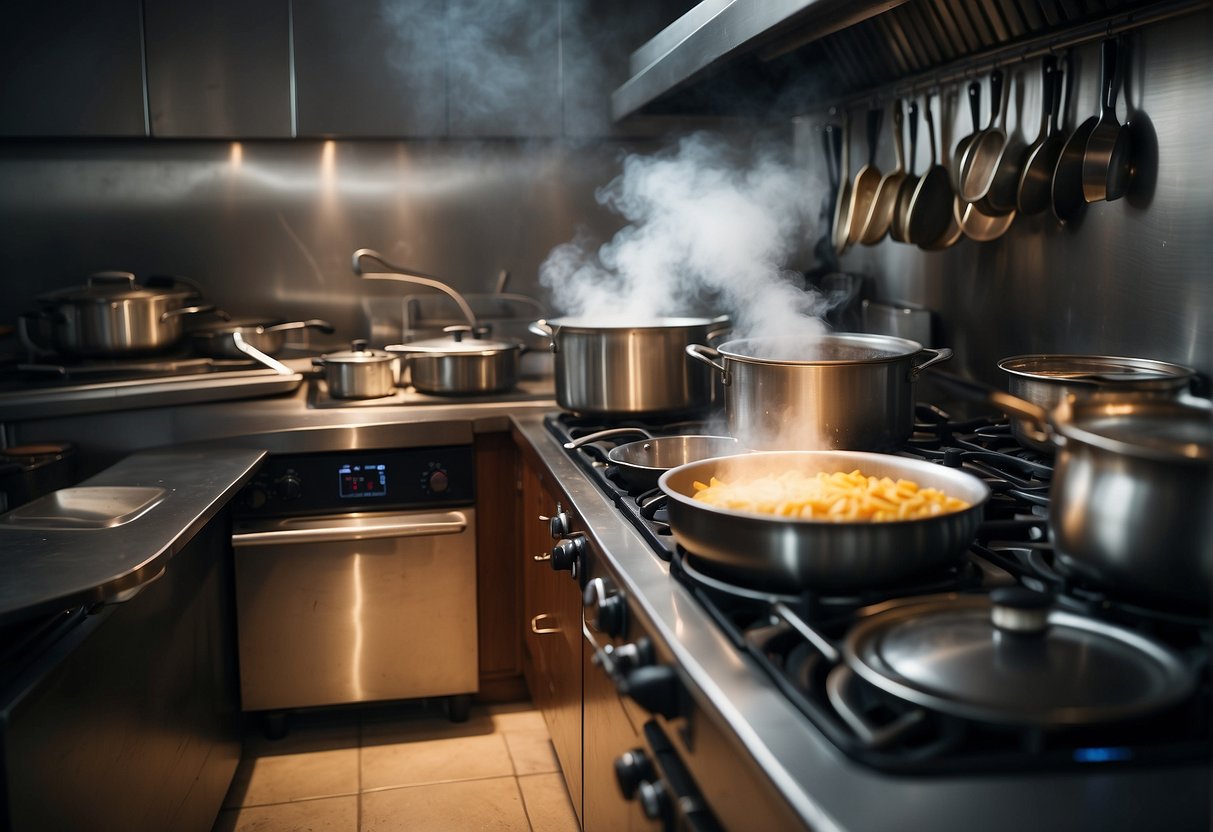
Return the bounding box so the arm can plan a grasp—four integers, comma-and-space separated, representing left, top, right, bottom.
612, 0, 1175, 120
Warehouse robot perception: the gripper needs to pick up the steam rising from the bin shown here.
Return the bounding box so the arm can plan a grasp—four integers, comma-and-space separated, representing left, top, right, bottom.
539, 133, 827, 339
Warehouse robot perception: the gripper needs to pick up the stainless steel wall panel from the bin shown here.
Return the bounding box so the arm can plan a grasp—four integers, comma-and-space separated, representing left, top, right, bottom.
144, 0, 293, 138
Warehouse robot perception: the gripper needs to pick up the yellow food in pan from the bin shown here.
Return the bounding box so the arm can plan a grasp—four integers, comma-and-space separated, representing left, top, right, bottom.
691, 469, 970, 522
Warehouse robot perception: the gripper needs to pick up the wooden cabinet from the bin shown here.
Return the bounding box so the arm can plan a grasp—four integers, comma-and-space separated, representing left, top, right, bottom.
517, 440, 583, 824
0, 1, 147, 137
143, 0, 293, 138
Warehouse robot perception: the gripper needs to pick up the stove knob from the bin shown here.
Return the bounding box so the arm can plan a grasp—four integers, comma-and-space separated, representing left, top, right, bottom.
547, 510, 571, 539
613, 748, 654, 800
611, 637, 654, 674
619, 664, 681, 719
583, 578, 627, 637
426, 468, 449, 494
637, 779, 670, 822
274, 471, 302, 501
550, 536, 585, 574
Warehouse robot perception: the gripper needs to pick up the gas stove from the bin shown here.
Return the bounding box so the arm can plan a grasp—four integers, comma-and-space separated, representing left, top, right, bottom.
543, 406, 1211, 829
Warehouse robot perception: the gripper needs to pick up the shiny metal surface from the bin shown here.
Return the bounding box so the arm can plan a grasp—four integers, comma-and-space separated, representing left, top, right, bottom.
513, 413, 1210, 832
0, 447, 265, 625
835, 14, 1213, 381
608, 434, 743, 491
532, 317, 725, 417
691, 334, 951, 450
387, 330, 523, 396
188, 318, 334, 359
998, 353, 1196, 451
659, 450, 989, 592
1, 485, 164, 530
232, 508, 478, 711
844, 594, 1197, 726
315, 341, 399, 399
1050, 398, 1212, 607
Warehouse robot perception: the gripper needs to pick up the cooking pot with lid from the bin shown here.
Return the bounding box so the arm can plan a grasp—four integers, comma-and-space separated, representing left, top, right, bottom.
529, 316, 730, 417
313, 340, 399, 399
687, 333, 952, 450
21, 272, 215, 357
386, 325, 522, 395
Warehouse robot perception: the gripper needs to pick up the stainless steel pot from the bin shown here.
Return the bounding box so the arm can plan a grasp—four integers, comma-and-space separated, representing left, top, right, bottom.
189, 318, 334, 359
659, 450, 989, 592
998, 354, 1196, 452
22, 272, 214, 357
529, 316, 730, 417
687, 333, 952, 450
386, 325, 522, 395
1048, 397, 1211, 609
313, 340, 399, 399
934, 371, 1212, 608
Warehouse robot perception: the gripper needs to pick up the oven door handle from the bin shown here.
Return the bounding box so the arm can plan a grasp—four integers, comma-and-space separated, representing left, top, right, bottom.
231, 510, 468, 547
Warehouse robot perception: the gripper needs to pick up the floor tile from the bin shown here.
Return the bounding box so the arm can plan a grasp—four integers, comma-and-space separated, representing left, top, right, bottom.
501, 725, 561, 775
518, 773, 580, 832
361, 730, 516, 791
212, 795, 357, 832
361, 777, 530, 832
224, 745, 361, 808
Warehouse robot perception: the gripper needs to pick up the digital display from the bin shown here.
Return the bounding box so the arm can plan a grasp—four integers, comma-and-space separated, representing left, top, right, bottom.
338, 463, 387, 498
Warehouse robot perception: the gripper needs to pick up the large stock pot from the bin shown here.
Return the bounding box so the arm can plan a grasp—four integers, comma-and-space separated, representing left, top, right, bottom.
529, 316, 729, 417
687, 333, 952, 450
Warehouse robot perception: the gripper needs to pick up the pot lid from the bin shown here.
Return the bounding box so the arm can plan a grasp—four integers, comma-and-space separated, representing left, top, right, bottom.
999, 354, 1195, 387
38, 272, 194, 304
843, 589, 1195, 727
545, 315, 726, 330
320, 340, 396, 364
386, 326, 520, 355
718, 333, 920, 364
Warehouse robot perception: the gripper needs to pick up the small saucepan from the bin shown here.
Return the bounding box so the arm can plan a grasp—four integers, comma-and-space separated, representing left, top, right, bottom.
189, 317, 335, 359
564, 428, 744, 492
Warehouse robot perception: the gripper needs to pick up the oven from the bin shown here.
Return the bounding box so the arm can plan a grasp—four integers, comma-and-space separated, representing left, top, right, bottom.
230, 445, 478, 725
534, 405, 1211, 831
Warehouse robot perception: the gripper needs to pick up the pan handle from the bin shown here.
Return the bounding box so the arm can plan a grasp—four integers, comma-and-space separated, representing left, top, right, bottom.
931, 370, 1053, 447
909, 347, 953, 378
686, 344, 729, 385
528, 319, 557, 353
563, 427, 653, 450
264, 319, 335, 334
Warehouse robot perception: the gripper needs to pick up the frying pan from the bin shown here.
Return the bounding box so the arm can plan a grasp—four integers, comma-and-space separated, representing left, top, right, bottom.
921, 199, 964, 250
1052, 115, 1095, 225
832, 113, 854, 256
1082, 38, 1133, 202
845, 107, 883, 247
564, 428, 743, 492
859, 100, 905, 245
951, 81, 982, 192
906, 95, 954, 247
890, 101, 919, 243
979, 72, 1029, 215
1018, 56, 1065, 215
189, 317, 335, 359
955, 196, 1014, 242
659, 450, 990, 592
958, 69, 1006, 203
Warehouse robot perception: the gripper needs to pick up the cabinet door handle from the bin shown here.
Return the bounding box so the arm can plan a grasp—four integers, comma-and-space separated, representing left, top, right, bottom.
532, 551, 551, 562
530, 613, 560, 634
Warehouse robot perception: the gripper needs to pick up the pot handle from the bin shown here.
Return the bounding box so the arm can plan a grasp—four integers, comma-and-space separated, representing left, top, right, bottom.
686, 344, 729, 385
17, 311, 57, 357
932, 370, 1054, 447
563, 427, 653, 450
909, 347, 953, 379
706, 315, 732, 343
86, 271, 137, 287
528, 319, 557, 352
159, 304, 215, 321
264, 319, 335, 334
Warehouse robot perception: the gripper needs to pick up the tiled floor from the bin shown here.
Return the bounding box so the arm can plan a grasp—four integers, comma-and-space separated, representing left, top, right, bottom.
212, 701, 579, 832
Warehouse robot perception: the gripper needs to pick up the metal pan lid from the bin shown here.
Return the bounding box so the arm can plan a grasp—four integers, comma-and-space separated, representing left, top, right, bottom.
717, 333, 923, 364
998, 354, 1195, 387
38, 272, 195, 304
1055, 398, 1211, 463
385, 327, 521, 355
319, 340, 396, 364
843, 589, 1196, 727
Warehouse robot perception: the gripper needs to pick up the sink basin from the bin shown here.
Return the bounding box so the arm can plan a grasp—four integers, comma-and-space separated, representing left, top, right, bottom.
1, 486, 166, 529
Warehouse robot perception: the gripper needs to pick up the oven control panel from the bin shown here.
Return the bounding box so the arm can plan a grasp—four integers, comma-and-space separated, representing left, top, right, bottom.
234, 445, 475, 517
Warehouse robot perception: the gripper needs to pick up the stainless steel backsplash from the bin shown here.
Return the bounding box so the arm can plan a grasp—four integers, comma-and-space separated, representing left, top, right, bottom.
0, 14, 1208, 383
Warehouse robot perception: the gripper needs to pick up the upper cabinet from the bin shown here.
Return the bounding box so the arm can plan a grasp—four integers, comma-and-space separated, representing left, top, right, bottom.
144, 0, 293, 138
293, 0, 448, 138
0, 0, 147, 138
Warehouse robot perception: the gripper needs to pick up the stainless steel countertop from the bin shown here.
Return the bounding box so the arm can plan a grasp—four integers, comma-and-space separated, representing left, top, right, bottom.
510, 412, 1211, 832
0, 447, 265, 626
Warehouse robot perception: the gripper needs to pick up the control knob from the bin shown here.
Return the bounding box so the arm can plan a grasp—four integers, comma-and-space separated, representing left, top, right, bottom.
619, 664, 681, 719
550, 536, 585, 574
243, 483, 269, 510
613, 748, 654, 800
583, 578, 626, 637
545, 508, 571, 539
426, 468, 449, 494
637, 780, 671, 822
273, 471, 302, 501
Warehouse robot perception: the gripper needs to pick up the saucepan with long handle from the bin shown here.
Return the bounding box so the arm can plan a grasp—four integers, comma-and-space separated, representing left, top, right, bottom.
564, 428, 744, 492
